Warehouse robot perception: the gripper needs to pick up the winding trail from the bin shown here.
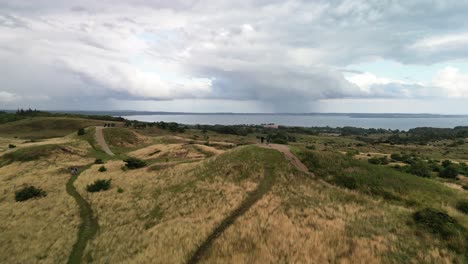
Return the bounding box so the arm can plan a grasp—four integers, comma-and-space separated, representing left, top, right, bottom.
66, 165, 99, 264
187, 144, 312, 264
95, 126, 114, 156
258, 144, 314, 176
187, 161, 276, 264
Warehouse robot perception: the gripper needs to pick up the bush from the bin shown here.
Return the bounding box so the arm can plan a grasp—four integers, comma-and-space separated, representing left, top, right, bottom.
455, 200, 468, 214
15, 186, 47, 202
442, 160, 452, 168
98, 166, 107, 172
407, 160, 431, 178
413, 208, 467, 253
439, 164, 459, 179
86, 179, 111, 192
123, 157, 147, 169
305, 145, 316, 150
94, 158, 104, 164
117, 187, 124, 193
8, 144, 16, 149
77, 128, 85, 136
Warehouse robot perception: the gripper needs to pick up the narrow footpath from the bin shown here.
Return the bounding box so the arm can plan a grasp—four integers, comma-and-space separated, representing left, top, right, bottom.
66, 165, 99, 264
94, 126, 114, 156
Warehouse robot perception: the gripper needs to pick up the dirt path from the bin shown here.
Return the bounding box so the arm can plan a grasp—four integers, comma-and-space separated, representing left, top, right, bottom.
95, 126, 114, 156
66, 165, 99, 264
187, 161, 277, 264
258, 143, 314, 176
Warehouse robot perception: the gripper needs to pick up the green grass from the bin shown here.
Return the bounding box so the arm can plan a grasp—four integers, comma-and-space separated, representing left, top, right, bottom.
0, 117, 107, 139
295, 149, 462, 208
1, 144, 62, 166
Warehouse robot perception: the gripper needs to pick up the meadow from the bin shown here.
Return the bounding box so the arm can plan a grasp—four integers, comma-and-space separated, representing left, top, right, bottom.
0, 113, 466, 263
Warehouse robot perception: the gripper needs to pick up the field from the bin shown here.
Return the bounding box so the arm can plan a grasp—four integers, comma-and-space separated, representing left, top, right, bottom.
0, 116, 466, 263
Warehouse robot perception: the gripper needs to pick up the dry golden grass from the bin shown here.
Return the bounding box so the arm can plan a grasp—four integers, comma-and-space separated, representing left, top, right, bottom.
73, 146, 263, 263
201, 165, 461, 263
0, 143, 92, 264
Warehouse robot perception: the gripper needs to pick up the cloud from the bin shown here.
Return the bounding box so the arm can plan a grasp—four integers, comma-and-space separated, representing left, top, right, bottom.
1, 0, 468, 111
432, 67, 468, 98
0, 91, 20, 103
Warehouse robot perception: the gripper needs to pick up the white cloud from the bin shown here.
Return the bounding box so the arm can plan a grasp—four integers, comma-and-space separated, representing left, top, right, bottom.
432, 67, 468, 98
0, 91, 20, 102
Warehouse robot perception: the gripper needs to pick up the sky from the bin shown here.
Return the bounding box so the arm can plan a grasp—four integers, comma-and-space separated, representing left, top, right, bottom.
1, 0, 468, 113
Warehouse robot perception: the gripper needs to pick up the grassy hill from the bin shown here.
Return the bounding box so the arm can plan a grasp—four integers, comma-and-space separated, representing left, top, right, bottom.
0, 114, 466, 263
0, 117, 111, 139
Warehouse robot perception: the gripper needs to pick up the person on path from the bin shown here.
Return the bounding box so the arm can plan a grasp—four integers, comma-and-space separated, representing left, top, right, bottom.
260, 136, 265, 144
266, 135, 271, 145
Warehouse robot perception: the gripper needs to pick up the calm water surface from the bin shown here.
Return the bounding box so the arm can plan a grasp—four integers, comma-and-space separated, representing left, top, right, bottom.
122, 114, 468, 130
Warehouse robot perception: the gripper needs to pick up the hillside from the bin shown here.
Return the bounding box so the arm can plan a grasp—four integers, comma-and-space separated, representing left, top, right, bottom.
0, 117, 118, 139
0, 115, 466, 263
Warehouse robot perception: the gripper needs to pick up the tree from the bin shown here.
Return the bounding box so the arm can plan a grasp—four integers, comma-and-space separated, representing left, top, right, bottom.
407, 160, 431, 178
77, 128, 85, 136
439, 164, 459, 178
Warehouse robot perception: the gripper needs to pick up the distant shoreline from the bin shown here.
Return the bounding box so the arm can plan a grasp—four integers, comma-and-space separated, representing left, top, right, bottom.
3, 110, 467, 119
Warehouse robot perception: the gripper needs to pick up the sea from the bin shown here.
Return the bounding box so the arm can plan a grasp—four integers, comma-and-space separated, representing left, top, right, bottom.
120, 114, 468, 131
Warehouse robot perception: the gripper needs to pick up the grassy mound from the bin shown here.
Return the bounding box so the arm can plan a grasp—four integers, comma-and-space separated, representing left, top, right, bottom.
0, 117, 106, 139
413, 208, 467, 253
1, 144, 62, 166
102, 128, 147, 154
295, 149, 459, 206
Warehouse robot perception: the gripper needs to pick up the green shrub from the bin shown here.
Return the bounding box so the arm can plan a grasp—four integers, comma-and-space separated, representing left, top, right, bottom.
123, 157, 147, 169
77, 128, 85, 136
442, 160, 452, 168
86, 179, 111, 192
455, 200, 468, 214
305, 145, 316, 150
117, 187, 124, 193
413, 208, 467, 253
439, 164, 459, 179
98, 166, 107, 172
407, 160, 431, 178
94, 158, 104, 164
8, 144, 16, 149
15, 186, 47, 202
